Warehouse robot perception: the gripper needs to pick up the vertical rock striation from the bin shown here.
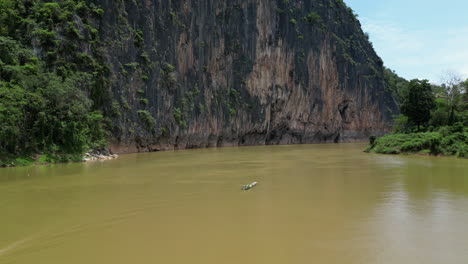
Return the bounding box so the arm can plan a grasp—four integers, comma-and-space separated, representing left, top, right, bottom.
93, 0, 398, 152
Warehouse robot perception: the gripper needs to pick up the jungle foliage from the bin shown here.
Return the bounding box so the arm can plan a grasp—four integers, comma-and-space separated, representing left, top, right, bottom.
368, 70, 468, 158
0, 0, 108, 166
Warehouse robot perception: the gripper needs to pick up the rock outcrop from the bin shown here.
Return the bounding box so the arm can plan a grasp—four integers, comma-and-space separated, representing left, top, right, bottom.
91, 0, 398, 152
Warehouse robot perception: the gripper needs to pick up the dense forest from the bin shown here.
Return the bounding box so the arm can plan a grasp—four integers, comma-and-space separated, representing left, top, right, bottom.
367, 68, 468, 157
0, 0, 108, 165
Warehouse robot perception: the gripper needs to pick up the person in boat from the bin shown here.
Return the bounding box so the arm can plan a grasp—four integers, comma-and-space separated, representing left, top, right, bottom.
242, 182, 257, 190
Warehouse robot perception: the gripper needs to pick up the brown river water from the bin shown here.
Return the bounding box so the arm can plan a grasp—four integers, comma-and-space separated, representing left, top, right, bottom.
0, 143, 467, 264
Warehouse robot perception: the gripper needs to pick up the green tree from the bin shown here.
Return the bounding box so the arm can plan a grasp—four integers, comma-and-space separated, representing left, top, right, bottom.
401, 79, 436, 131
440, 72, 463, 125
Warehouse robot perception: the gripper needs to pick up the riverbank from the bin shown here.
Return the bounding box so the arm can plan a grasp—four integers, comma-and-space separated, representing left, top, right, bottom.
0, 150, 118, 168
1, 139, 370, 168
365, 126, 467, 158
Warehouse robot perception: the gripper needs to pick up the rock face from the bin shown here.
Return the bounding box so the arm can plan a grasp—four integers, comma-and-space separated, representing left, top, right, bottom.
93, 0, 398, 152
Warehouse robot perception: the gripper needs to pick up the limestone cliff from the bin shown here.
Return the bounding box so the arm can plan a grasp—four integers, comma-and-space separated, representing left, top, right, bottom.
92, 0, 398, 152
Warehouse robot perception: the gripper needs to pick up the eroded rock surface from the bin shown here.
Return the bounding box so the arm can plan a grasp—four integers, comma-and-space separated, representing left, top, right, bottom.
93, 0, 398, 152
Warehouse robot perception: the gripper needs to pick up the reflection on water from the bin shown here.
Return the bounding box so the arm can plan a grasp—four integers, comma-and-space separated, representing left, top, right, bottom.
0, 143, 467, 264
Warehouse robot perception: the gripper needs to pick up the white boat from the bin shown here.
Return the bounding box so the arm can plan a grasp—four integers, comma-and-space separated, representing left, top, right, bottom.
242, 182, 257, 190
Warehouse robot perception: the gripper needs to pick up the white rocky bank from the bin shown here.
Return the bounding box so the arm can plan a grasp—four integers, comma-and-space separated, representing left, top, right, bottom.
83, 150, 118, 162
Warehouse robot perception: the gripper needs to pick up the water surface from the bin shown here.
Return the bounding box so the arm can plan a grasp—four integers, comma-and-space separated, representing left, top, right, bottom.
0, 143, 467, 263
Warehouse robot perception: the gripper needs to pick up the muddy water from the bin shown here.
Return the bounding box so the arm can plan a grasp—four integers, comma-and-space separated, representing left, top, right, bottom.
0, 143, 467, 264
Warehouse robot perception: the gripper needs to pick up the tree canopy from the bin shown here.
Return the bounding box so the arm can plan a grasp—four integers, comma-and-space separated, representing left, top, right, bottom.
401, 79, 436, 130
0, 0, 108, 162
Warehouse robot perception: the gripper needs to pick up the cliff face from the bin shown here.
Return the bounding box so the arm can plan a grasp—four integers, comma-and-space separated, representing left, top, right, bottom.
92, 0, 398, 152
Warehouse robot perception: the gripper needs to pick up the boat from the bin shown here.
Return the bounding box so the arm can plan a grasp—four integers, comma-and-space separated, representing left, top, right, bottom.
242, 182, 257, 190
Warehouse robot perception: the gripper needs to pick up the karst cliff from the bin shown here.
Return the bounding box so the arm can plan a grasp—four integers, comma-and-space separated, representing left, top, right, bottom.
0, 0, 400, 155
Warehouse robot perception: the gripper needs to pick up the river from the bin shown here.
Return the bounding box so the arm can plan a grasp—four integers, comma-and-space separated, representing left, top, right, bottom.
0, 143, 467, 263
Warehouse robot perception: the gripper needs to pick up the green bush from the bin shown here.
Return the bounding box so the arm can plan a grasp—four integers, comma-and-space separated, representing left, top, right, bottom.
137, 110, 156, 130
367, 127, 467, 158
124, 62, 139, 70
134, 29, 144, 46
139, 98, 148, 105
173, 107, 186, 128
303, 12, 321, 24
93, 8, 104, 17
456, 143, 468, 158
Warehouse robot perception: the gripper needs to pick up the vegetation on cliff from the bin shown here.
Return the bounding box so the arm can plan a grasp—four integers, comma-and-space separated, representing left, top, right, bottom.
367, 72, 468, 158
0, 0, 107, 166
